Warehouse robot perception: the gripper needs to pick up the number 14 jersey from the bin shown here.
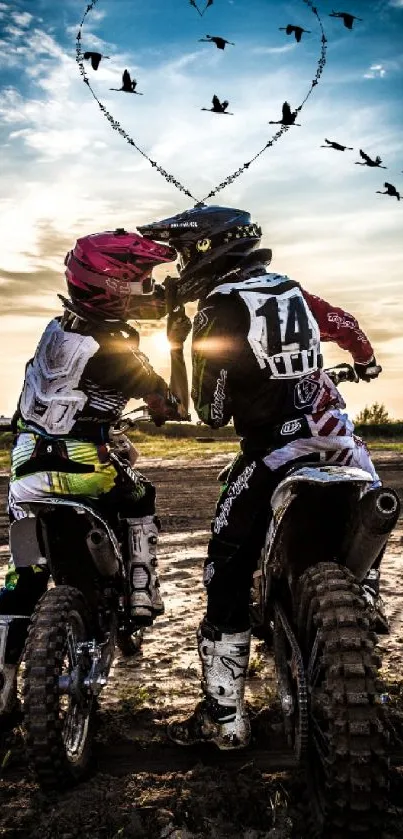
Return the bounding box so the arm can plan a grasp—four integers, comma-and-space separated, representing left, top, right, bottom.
191, 273, 374, 438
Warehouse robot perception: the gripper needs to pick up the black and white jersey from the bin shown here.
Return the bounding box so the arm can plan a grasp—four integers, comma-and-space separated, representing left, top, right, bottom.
16, 317, 167, 440
191, 271, 372, 443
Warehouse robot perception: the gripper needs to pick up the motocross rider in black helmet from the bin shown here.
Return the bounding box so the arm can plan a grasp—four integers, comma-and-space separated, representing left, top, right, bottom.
138, 205, 385, 751
138, 205, 271, 305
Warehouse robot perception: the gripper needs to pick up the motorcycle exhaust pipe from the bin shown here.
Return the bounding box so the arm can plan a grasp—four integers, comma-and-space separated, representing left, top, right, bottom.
86, 529, 119, 577
343, 487, 400, 580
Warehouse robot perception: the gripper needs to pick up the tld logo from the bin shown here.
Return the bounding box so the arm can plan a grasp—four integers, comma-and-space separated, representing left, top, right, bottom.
281, 420, 302, 436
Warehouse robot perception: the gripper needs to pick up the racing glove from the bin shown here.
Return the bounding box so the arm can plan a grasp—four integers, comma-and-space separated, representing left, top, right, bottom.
354, 357, 382, 382
145, 388, 182, 427
167, 305, 192, 349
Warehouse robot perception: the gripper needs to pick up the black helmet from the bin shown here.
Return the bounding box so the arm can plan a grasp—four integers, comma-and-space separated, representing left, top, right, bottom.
137, 205, 265, 303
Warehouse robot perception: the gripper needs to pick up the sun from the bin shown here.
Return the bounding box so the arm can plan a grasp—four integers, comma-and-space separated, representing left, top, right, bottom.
150, 330, 171, 356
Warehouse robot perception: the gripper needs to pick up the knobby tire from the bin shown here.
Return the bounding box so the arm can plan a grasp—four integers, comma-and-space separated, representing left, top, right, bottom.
295, 562, 388, 838
23, 585, 95, 790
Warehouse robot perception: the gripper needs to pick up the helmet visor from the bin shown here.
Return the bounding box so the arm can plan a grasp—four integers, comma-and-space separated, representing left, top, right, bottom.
177, 224, 261, 271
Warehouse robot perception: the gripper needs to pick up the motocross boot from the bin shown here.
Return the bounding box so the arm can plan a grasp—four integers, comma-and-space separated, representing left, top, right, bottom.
126, 516, 164, 626
168, 619, 251, 750
362, 568, 390, 634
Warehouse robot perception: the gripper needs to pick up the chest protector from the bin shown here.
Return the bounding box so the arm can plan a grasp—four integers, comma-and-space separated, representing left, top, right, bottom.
210, 274, 321, 379
19, 319, 99, 435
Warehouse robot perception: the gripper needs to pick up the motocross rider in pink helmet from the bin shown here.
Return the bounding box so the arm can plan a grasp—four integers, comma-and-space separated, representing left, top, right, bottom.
0, 228, 191, 719
64, 228, 172, 321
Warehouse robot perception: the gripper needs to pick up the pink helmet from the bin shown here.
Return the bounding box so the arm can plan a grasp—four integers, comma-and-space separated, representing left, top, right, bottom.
64, 228, 176, 320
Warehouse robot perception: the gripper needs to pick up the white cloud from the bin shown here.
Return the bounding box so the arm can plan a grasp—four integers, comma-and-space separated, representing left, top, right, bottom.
66, 27, 108, 50
0, 24, 399, 201
9, 126, 102, 156
364, 64, 386, 79
12, 12, 33, 27
0, 26, 399, 236
4, 25, 24, 38
251, 44, 295, 56
0, 24, 65, 70
90, 9, 107, 22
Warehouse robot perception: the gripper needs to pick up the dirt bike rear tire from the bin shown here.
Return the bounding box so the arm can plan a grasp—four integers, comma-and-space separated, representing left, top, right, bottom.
295, 562, 388, 839
23, 585, 95, 790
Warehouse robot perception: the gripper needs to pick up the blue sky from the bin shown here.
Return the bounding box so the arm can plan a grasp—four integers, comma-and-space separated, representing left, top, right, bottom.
0, 0, 402, 418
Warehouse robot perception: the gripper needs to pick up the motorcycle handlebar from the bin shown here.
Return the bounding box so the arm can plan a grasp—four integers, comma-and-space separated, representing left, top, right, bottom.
1, 366, 357, 439
113, 406, 150, 431
114, 405, 190, 432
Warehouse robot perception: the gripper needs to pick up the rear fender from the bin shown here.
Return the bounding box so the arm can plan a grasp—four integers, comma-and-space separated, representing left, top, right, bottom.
14, 500, 121, 559
270, 465, 374, 517
11, 501, 122, 607
264, 466, 374, 589
9, 517, 45, 569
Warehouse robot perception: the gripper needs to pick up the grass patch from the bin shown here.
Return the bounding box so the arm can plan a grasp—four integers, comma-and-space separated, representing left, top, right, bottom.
129, 432, 237, 460
116, 684, 150, 714
366, 441, 403, 453
248, 654, 266, 677
0, 433, 238, 472
0, 450, 10, 471
0, 431, 402, 473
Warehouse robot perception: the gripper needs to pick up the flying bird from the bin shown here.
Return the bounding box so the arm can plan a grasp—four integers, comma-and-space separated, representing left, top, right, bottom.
83, 51, 110, 70
279, 24, 311, 43
190, 0, 213, 16
189, 0, 202, 15
329, 11, 363, 30
201, 95, 233, 114
376, 182, 400, 200
268, 101, 300, 126
321, 138, 353, 151
199, 35, 235, 50
355, 149, 387, 169
110, 70, 143, 94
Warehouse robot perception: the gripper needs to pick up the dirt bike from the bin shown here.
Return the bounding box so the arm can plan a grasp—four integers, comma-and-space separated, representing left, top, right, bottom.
0, 408, 154, 790
243, 364, 400, 838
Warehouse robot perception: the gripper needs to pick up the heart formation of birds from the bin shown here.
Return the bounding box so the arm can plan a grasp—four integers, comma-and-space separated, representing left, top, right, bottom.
78, 2, 401, 202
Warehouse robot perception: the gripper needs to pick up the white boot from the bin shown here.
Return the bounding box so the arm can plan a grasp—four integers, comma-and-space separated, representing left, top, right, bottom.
168, 621, 251, 750
126, 516, 164, 625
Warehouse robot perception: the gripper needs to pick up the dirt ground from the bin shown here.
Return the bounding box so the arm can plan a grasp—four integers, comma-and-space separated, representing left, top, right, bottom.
0, 453, 402, 839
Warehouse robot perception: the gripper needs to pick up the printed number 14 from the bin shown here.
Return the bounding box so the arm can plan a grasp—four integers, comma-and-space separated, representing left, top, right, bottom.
256, 296, 312, 355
